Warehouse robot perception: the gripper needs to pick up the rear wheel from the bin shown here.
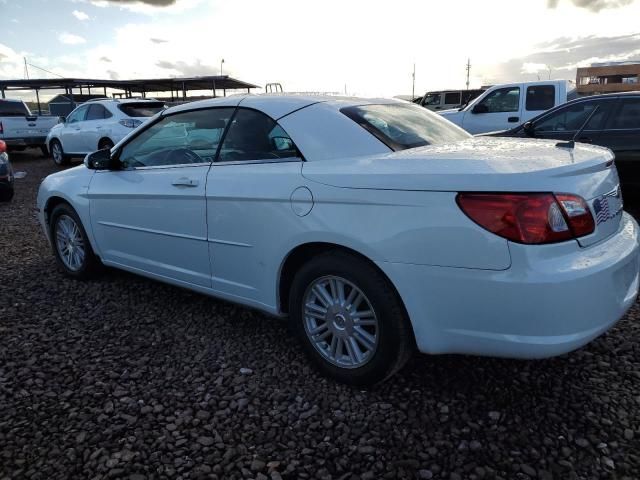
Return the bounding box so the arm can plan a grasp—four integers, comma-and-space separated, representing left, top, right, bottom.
289, 250, 414, 385
50, 203, 101, 279
50, 140, 69, 166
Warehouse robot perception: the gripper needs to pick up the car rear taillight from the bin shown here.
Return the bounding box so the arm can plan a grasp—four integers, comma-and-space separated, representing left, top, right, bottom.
0, 140, 6, 153
119, 119, 142, 129
456, 193, 595, 244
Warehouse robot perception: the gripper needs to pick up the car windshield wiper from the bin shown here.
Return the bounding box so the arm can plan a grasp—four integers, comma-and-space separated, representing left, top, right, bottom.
556, 105, 599, 149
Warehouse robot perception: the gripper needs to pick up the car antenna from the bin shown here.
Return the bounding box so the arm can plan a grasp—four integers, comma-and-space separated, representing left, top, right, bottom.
556, 105, 600, 149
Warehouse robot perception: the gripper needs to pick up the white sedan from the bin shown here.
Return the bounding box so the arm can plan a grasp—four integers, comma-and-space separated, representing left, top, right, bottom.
36, 95, 640, 385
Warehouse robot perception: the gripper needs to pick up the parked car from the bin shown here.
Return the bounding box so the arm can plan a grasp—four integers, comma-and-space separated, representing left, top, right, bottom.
439, 80, 576, 134
36, 95, 639, 385
418, 89, 485, 111
0, 99, 60, 155
491, 92, 640, 191
0, 140, 14, 201
46, 98, 165, 166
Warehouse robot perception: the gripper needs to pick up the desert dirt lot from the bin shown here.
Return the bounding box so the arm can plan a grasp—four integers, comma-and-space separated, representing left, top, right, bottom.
1, 150, 640, 480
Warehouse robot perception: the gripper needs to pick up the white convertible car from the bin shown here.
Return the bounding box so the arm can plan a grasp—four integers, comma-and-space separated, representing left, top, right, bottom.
37, 95, 640, 384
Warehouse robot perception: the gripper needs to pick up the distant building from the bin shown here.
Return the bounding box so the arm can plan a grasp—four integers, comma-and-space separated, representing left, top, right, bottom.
576, 61, 640, 96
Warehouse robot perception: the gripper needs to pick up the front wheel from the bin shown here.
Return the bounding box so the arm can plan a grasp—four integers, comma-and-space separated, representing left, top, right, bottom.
50, 203, 101, 279
50, 140, 69, 166
289, 251, 414, 385
98, 138, 114, 151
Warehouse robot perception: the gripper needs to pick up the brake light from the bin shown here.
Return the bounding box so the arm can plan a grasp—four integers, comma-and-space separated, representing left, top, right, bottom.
456, 193, 595, 244
0, 140, 5, 153
119, 119, 142, 129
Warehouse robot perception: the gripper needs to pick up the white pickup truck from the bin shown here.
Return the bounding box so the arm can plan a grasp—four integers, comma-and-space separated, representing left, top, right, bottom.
0, 99, 60, 155
439, 80, 576, 134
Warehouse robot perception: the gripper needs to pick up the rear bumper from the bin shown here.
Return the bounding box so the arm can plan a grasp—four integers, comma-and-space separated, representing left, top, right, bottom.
4, 137, 47, 147
379, 212, 640, 358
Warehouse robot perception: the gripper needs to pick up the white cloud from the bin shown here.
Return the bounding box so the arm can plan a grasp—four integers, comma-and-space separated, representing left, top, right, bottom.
91, 1, 109, 7
58, 33, 87, 45
72, 10, 90, 20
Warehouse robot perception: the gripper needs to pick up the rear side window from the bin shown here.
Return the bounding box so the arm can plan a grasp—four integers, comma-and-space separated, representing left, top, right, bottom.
608, 99, 640, 129
342, 103, 471, 151
86, 104, 113, 120
118, 102, 165, 118
444, 92, 461, 105
0, 101, 29, 116
526, 85, 555, 111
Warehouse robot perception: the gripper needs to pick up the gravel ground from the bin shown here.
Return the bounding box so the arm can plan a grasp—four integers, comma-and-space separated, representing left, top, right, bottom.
1, 151, 640, 480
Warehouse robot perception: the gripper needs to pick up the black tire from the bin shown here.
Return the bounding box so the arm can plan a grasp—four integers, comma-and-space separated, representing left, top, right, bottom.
50, 139, 70, 166
98, 138, 114, 150
289, 250, 414, 386
49, 203, 101, 279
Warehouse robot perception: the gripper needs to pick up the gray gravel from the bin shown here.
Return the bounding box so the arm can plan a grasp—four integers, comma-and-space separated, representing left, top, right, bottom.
1, 151, 640, 480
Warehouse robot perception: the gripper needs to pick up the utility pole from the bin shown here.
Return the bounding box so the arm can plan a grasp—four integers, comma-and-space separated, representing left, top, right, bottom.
24, 57, 29, 80
412, 63, 416, 101
465, 58, 471, 90
220, 58, 225, 76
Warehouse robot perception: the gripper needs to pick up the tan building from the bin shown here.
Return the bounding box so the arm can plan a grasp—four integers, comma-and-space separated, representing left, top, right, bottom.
576, 62, 640, 95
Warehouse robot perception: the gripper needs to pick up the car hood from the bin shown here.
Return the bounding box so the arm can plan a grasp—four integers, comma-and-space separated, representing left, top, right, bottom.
301, 137, 616, 198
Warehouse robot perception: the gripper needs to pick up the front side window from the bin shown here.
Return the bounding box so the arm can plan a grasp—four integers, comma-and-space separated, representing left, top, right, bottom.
535, 100, 611, 132
67, 106, 88, 124
423, 93, 441, 106
218, 108, 298, 162
342, 103, 471, 151
444, 92, 461, 105
477, 87, 520, 113
608, 99, 640, 129
119, 108, 234, 168
526, 85, 555, 111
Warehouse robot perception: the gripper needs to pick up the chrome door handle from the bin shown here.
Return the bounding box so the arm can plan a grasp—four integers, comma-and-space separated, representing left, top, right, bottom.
171, 177, 199, 187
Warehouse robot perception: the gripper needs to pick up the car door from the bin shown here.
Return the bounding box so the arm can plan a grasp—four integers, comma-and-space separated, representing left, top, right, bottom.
596, 97, 640, 189
206, 107, 304, 306
88, 107, 235, 288
83, 104, 112, 152
531, 98, 615, 144
60, 105, 89, 153
462, 86, 522, 134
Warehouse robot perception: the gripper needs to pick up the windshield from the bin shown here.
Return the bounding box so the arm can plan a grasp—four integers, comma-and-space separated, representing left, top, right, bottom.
118, 102, 166, 118
0, 101, 30, 117
341, 103, 471, 151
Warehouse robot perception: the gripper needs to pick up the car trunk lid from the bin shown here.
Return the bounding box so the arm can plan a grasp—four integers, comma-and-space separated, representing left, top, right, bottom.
302, 137, 621, 247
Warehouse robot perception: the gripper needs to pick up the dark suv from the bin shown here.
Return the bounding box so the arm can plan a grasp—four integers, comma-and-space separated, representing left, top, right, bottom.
495, 92, 640, 191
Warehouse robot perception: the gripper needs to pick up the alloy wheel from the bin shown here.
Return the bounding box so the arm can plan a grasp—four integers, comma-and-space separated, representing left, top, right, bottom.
54, 214, 86, 271
303, 275, 379, 369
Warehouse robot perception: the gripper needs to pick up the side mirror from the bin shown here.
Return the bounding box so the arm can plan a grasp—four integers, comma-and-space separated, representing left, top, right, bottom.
59, 116, 66, 124
271, 136, 294, 151
84, 148, 119, 170
523, 121, 535, 136
472, 104, 489, 114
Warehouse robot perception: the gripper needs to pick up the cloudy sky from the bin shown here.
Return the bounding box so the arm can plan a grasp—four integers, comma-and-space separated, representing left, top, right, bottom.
1, 0, 640, 100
